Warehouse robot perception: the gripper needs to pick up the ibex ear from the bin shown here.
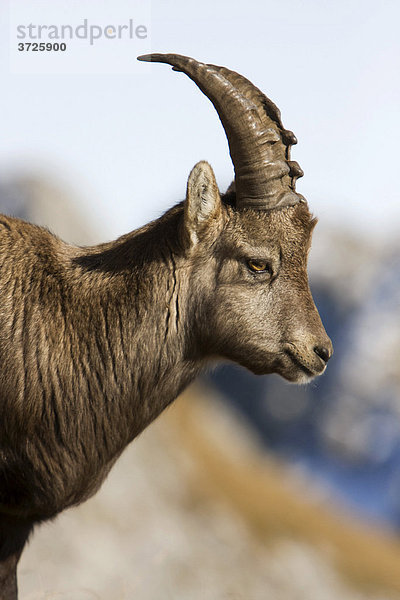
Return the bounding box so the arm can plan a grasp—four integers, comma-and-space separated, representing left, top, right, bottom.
184, 161, 222, 247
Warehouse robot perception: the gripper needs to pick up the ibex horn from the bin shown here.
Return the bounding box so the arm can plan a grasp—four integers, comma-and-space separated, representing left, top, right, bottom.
137, 53, 305, 210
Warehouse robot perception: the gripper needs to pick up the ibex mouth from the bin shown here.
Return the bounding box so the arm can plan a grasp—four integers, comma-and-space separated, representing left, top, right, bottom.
285, 350, 316, 377
284, 343, 326, 380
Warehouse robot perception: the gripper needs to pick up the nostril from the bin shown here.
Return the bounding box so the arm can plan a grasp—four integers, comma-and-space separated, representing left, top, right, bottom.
314, 345, 331, 363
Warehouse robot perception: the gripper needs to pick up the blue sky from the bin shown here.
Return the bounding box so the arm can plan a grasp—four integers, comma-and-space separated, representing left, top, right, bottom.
1, 0, 399, 240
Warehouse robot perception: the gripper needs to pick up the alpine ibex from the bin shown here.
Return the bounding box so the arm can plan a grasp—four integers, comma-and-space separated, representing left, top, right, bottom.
0, 53, 332, 599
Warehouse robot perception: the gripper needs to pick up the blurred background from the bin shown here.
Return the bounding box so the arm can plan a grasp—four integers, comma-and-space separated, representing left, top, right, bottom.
1, 0, 400, 598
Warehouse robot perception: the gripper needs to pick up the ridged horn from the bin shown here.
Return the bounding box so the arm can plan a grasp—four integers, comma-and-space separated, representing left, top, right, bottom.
137, 53, 305, 210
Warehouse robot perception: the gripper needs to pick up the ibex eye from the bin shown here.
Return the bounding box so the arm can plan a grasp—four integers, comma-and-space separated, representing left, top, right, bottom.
247, 259, 271, 273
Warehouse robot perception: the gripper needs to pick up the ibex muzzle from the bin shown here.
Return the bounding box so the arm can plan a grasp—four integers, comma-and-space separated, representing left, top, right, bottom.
0, 53, 332, 598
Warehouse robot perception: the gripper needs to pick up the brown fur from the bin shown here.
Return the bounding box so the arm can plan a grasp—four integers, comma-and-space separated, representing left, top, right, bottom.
0, 161, 331, 598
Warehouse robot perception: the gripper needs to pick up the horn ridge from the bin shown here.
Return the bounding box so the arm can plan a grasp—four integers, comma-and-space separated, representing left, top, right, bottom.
206, 63, 302, 191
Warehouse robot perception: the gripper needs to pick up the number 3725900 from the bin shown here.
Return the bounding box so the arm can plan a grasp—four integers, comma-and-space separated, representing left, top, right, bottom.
18, 42, 66, 51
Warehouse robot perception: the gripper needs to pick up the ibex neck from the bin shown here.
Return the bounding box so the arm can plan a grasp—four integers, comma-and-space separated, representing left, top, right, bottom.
72, 204, 199, 446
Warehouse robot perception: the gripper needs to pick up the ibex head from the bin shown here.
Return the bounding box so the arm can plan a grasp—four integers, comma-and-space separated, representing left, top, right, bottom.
138, 53, 332, 383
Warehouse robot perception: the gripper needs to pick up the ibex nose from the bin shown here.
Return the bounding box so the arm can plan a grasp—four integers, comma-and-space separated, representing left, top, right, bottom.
314, 344, 332, 364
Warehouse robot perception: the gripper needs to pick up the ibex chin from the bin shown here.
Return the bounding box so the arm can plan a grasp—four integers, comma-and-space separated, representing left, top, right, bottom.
0, 53, 332, 599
